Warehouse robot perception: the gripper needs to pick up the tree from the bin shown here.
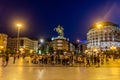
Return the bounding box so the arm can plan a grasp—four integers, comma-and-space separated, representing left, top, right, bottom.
39, 45, 46, 54
48, 46, 54, 54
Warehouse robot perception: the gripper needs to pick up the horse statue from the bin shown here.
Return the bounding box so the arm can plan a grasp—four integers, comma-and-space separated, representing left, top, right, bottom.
54, 25, 64, 37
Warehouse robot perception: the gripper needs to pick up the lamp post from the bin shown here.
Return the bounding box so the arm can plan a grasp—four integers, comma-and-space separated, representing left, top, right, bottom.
96, 23, 103, 54
0, 46, 4, 49
40, 39, 44, 43
110, 45, 117, 60
76, 39, 80, 54
0, 46, 4, 54
16, 24, 22, 53
38, 38, 44, 54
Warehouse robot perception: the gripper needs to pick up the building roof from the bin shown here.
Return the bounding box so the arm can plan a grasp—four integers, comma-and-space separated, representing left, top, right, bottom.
89, 22, 119, 30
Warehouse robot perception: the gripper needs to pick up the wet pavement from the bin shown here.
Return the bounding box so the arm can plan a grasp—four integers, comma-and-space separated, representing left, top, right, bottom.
0, 57, 120, 80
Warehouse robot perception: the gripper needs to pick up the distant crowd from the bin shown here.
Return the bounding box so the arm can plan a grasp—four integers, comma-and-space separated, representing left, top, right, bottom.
0, 53, 116, 67
25, 53, 111, 67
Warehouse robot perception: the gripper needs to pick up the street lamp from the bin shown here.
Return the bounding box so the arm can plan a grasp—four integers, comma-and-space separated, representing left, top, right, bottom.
76, 39, 80, 54
40, 39, 44, 43
96, 23, 102, 29
0, 46, 4, 49
76, 39, 80, 43
96, 23, 103, 54
38, 38, 45, 54
110, 45, 117, 60
85, 50, 89, 54
110, 45, 117, 50
16, 23, 22, 53
0, 46, 4, 54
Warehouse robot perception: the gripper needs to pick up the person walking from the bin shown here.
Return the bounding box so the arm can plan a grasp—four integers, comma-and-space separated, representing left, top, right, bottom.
5, 54, 9, 66
86, 55, 90, 66
97, 56, 100, 67
2, 55, 6, 66
13, 54, 16, 64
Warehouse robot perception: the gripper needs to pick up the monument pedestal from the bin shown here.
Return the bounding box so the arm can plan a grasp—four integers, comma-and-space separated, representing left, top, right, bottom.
52, 36, 69, 54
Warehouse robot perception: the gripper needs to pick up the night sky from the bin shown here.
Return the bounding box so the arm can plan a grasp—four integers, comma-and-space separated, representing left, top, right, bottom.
0, 0, 120, 42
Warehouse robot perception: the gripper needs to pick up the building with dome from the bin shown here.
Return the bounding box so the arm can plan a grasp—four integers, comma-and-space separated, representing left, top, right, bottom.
87, 22, 120, 51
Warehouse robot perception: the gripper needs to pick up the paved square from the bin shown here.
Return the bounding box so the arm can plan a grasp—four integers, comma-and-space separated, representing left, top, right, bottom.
0, 57, 120, 80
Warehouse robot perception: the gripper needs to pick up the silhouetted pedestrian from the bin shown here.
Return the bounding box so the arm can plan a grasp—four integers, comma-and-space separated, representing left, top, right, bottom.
13, 54, 16, 64
5, 54, 9, 66
2, 55, 6, 66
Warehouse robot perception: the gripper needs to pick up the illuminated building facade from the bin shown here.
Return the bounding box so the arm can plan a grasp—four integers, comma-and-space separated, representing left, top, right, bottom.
52, 36, 69, 53
87, 22, 120, 51
0, 33, 8, 51
7, 37, 38, 53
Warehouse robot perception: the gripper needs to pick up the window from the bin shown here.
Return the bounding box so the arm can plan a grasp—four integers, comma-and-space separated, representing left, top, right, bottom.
20, 40, 24, 46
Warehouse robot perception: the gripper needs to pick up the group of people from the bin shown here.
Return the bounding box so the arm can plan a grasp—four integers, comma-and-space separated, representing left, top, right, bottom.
0, 53, 112, 67
28, 53, 110, 67
1, 54, 10, 66
1, 54, 20, 67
